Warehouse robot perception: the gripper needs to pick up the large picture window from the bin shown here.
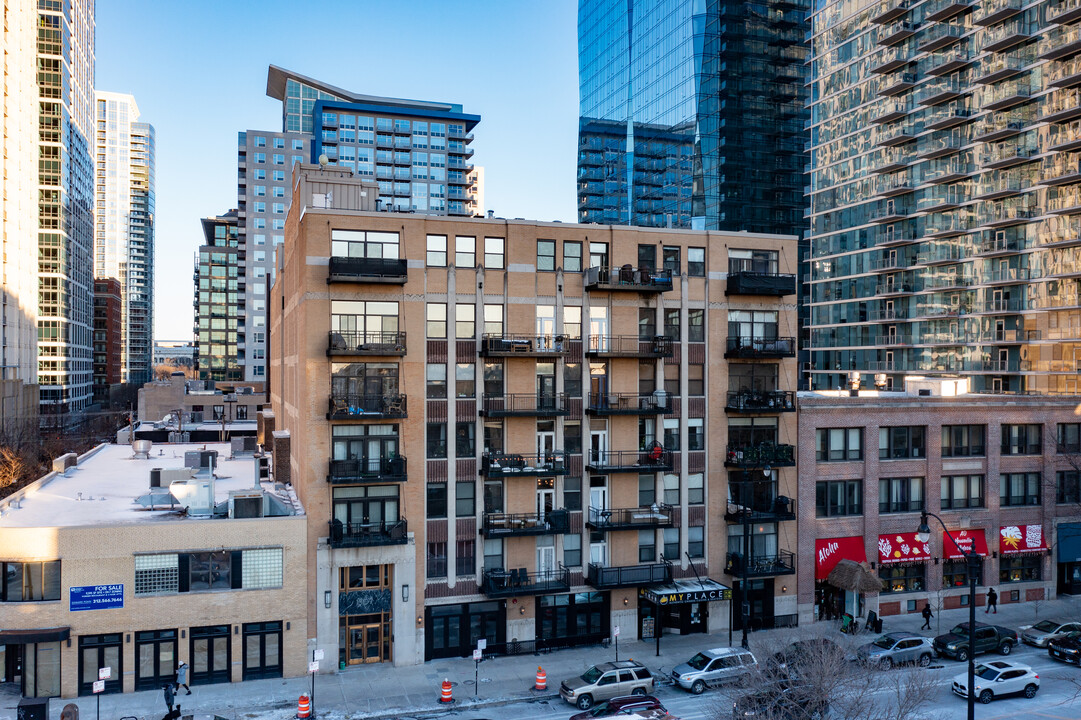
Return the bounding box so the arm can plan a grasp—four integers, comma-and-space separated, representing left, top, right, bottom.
941, 475, 984, 510
815, 480, 862, 517
0, 561, 61, 602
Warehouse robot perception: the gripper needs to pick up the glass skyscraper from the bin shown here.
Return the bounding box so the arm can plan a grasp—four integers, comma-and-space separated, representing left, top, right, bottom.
577, 0, 807, 234
808, 0, 1081, 394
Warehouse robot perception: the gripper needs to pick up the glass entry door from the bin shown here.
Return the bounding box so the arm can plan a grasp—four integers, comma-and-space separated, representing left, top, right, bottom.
78, 634, 122, 696
135, 630, 176, 691
190, 626, 231, 685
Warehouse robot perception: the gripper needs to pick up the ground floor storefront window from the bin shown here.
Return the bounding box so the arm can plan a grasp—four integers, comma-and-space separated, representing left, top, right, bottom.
879, 564, 925, 593
1001, 555, 1042, 583
10, 642, 61, 698
536, 592, 609, 650
943, 559, 983, 588
425, 601, 505, 660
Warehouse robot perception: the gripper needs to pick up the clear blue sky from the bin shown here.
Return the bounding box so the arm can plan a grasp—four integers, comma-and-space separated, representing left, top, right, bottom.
96, 0, 580, 341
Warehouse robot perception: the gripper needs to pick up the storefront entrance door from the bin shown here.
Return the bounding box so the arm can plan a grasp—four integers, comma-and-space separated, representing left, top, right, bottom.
348, 623, 382, 664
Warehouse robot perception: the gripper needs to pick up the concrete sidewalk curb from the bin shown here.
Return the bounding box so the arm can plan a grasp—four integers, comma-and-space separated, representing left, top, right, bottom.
349, 692, 562, 720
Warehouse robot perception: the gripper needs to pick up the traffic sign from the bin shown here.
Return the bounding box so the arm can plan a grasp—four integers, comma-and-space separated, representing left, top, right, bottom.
473, 649, 482, 661
92, 680, 105, 694
98, 667, 111, 680
614, 626, 620, 637
313, 649, 324, 661
477, 638, 487, 650
308, 661, 319, 673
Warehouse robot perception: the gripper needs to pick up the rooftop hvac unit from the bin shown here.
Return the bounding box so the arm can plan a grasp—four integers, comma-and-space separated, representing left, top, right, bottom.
150, 468, 163, 487
229, 490, 264, 519
169, 478, 215, 517
152, 467, 196, 488
237, 386, 254, 395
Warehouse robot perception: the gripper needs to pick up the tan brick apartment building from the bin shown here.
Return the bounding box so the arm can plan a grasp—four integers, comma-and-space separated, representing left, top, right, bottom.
798, 377, 1081, 625
270, 165, 799, 666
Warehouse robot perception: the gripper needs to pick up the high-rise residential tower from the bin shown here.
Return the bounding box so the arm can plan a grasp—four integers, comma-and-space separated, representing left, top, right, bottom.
807, 0, 1081, 394
37, 0, 96, 415
233, 66, 480, 383
576, 0, 808, 234
94, 92, 155, 388
193, 210, 241, 383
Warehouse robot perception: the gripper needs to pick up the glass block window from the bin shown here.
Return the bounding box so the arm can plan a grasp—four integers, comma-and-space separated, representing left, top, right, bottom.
242, 548, 284, 589
134, 554, 179, 595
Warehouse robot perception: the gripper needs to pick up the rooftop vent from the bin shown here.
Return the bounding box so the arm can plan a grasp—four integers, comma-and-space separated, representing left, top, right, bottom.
132, 439, 153, 459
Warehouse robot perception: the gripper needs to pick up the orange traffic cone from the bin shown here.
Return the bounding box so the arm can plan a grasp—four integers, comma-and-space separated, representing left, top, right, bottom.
296, 694, 311, 719
440, 678, 453, 703
535, 666, 547, 691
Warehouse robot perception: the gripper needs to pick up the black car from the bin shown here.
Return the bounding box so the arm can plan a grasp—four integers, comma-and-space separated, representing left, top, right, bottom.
733, 684, 829, 720
1049, 630, 1081, 665
766, 639, 843, 678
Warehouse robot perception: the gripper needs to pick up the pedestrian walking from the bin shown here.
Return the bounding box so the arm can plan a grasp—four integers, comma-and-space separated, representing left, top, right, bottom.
986, 587, 998, 614
175, 660, 191, 694
163, 683, 175, 713
921, 602, 933, 630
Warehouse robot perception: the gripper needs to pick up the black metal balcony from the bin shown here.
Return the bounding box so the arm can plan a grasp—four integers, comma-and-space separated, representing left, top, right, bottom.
482, 565, 570, 598
327, 256, 408, 284
480, 452, 567, 478
586, 392, 672, 416
328, 519, 408, 548
585, 505, 674, 531
724, 443, 796, 467
328, 393, 407, 419
327, 331, 407, 357
724, 496, 796, 523
585, 449, 673, 474
724, 336, 796, 359
480, 393, 569, 417
725, 390, 796, 413
584, 265, 673, 293
481, 509, 569, 538
587, 562, 672, 589
725, 550, 796, 578
327, 456, 407, 484
726, 272, 797, 296
478, 334, 570, 358
585, 335, 673, 358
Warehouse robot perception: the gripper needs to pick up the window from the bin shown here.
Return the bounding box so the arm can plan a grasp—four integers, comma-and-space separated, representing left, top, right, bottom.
427, 542, 447, 578
638, 474, 655, 506
483, 421, 504, 455
638, 529, 656, 562
729, 248, 779, 275
942, 425, 985, 457
687, 473, 704, 505
565, 362, 582, 396
688, 309, 704, 342
879, 426, 925, 459
455, 363, 475, 397
564, 534, 582, 567
456, 540, 475, 576
455, 304, 475, 339
638, 244, 656, 270
426, 234, 447, 266
663, 246, 680, 274
254, 136, 266, 147
941, 475, 984, 509
664, 308, 680, 339
815, 480, 862, 517
1, 561, 61, 602
944, 558, 983, 588
663, 528, 680, 560
427, 423, 447, 458
426, 303, 447, 338
483, 304, 503, 336
1000, 472, 1040, 507
537, 240, 556, 271
688, 418, 704, 450
564, 241, 582, 272
455, 236, 475, 267
662, 474, 680, 505
688, 526, 704, 558
1058, 471, 1081, 504
879, 477, 923, 514
638, 308, 656, 339
664, 364, 680, 396
564, 476, 582, 511
484, 480, 503, 513
879, 564, 925, 593
564, 306, 582, 338
455, 481, 475, 516
273, 153, 284, 165
1001, 424, 1042, 455
565, 421, 582, 454
427, 484, 448, 518
426, 364, 446, 399
483, 362, 503, 396
484, 237, 504, 268
663, 419, 680, 451
816, 428, 862, 462
590, 241, 609, 269
688, 247, 705, 276
688, 364, 704, 396
456, 421, 476, 456
484, 539, 503, 572
1000, 555, 1042, 583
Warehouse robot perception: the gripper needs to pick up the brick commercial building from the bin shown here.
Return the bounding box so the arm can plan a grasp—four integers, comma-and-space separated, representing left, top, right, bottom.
92, 278, 122, 403
0, 442, 307, 698
798, 376, 1081, 624
270, 164, 799, 666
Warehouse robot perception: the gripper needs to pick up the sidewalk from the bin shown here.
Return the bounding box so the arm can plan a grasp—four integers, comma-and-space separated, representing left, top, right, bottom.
3, 594, 1078, 720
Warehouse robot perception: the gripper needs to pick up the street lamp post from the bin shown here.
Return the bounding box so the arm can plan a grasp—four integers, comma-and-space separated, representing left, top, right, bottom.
739, 462, 772, 650
917, 511, 977, 720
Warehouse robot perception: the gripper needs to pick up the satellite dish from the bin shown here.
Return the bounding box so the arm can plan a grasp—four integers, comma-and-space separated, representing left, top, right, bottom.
318, 154, 329, 167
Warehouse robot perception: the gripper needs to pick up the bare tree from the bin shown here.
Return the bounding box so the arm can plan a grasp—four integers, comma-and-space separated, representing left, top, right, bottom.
0, 446, 31, 490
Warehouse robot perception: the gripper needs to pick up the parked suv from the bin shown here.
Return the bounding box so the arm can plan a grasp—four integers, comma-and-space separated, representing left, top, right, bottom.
671, 647, 756, 693
560, 660, 655, 710
856, 632, 934, 668
933, 622, 1017, 661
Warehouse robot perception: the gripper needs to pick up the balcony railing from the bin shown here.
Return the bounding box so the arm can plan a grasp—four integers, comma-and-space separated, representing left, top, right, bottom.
724, 336, 796, 358
481, 566, 570, 598
1050, 0, 1081, 25
725, 496, 796, 523
725, 550, 796, 578
328, 519, 408, 548
584, 265, 673, 292
480, 452, 567, 478
586, 392, 672, 416
478, 333, 571, 357
585, 449, 673, 474
327, 256, 408, 284
586, 562, 672, 589
481, 510, 570, 538
726, 272, 797, 296
973, 0, 1021, 25
480, 393, 569, 417
327, 331, 407, 356
585, 335, 674, 358
328, 393, 407, 419
725, 443, 796, 467
586, 504, 674, 531
327, 456, 407, 484
725, 390, 796, 413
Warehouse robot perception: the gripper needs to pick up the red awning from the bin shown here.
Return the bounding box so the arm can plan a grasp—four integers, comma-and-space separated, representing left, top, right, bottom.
878, 532, 931, 565
1000, 524, 1048, 555
943, 529, 989, 560
816, 536, 867, 580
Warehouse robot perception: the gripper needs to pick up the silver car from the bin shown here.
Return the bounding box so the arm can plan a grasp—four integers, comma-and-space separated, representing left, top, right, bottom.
1021, 619, 1081, 648
671, 647, 756, 694
857, 631, 934, 668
